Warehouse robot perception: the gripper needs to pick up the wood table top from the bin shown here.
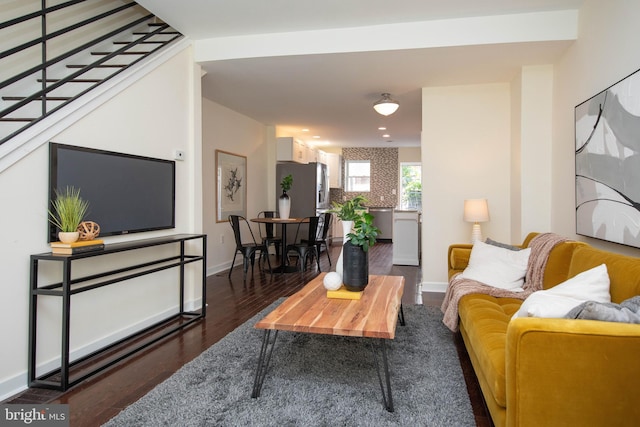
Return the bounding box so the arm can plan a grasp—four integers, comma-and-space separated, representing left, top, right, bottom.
255, 273, 405, 339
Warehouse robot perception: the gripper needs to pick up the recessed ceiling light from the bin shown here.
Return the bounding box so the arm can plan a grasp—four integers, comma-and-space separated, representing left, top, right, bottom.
382, 134, 390, 138
302, 128, 310, 132
313, 135, 320, 138
378, 127, 387, 130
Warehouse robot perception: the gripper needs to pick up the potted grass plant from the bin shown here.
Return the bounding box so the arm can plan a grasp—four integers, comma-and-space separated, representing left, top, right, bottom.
48, 186, 89, 243
343, 212, 380, 291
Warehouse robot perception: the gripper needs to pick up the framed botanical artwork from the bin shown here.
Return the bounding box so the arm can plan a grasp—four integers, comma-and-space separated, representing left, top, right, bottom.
216, 150, 247, 223
575, 67, 640, 248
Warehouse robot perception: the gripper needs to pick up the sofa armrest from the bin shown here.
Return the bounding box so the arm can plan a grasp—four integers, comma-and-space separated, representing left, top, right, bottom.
447, 244, 472, 280
506, 318, 640, 426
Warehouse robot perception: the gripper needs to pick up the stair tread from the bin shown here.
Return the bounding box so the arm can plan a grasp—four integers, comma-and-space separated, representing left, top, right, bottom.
2, 96, 71, 101
113, 41, 164, 45
132, 31, 179, 35
66, 64, 127, 68
91, 51, 149, 55
0, 118, 35, 122
37, 78, 102, 83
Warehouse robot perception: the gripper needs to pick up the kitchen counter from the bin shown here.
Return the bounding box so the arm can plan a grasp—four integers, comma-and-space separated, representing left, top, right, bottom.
392, 210, 420, 265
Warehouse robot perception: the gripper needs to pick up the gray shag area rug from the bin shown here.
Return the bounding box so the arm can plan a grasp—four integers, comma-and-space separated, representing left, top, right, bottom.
104, 301, 474, 426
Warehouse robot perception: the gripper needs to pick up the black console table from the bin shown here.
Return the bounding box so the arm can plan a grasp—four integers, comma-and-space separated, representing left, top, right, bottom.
28, 234, 207, 391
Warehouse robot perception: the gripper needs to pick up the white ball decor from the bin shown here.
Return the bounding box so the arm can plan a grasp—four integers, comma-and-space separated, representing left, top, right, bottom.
323, 272, 343, 291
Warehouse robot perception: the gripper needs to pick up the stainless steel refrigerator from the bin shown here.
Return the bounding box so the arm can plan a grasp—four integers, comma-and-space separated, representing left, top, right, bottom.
276, 162, 329, 245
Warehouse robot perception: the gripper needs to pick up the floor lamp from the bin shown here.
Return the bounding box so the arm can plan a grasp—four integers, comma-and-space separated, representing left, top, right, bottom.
464, 199, 490, 244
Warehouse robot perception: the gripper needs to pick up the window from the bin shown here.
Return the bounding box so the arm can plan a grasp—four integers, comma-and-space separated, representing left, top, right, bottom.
400, 162, 421, 210
345, 160, 370, 192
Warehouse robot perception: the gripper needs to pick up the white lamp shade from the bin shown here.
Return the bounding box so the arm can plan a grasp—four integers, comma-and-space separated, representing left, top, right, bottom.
463, 199, 490, 223
373, 93, 399, 116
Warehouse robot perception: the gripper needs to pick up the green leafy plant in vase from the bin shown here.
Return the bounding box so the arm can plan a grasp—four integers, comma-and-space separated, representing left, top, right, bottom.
48, 186, 89, 243
328, 195, 368, 280
342, 212, 380, 291
279, 174, 293, 219
328, 195, 367, 221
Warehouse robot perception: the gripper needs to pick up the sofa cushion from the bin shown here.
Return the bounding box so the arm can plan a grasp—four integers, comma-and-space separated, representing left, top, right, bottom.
565, 295, 640, 323
458, 294, 522, 408
512, 264, 611, 319
485, 238, 522, 251
568, 245, 640, 303
459, 241, 531, 290
450, 247, 471, 272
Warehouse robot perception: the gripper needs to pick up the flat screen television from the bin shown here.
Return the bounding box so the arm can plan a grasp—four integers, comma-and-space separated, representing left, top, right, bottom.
49, 142, 176, 241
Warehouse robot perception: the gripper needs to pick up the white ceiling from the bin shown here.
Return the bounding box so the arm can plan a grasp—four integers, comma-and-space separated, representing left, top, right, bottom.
137, 0, 584, 148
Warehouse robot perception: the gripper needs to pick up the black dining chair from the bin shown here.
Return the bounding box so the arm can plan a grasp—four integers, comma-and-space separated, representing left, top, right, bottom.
257, 210, 282, 260
302, 212, 332, 266
286, 216, 321, 272
228, 215, 272, 279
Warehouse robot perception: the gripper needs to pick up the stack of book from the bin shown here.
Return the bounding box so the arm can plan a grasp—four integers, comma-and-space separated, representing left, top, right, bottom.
50, 239, 105, 255
326, 286, 363, 300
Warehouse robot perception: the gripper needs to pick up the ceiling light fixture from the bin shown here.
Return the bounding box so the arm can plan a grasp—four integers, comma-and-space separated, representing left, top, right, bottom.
373, 93, 399, 116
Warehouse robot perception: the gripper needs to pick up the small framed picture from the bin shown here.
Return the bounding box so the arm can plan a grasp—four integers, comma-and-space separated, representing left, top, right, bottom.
215, 150, 247, 222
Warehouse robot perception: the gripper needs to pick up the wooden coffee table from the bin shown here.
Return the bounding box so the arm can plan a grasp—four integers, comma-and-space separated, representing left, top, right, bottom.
251, 273, 405, 412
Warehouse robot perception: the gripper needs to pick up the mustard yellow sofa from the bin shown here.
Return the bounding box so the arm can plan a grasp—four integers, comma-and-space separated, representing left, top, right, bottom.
447, 232, 640, 427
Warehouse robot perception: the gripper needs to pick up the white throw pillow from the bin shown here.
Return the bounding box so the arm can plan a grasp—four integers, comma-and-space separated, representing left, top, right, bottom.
512, 263, 611, 319
459, 240, 531, 291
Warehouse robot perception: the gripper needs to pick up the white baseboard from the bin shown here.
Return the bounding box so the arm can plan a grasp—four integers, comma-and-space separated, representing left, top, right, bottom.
421, 281, 448, 293
0, 297, 203, 402
207, 261, 232, 277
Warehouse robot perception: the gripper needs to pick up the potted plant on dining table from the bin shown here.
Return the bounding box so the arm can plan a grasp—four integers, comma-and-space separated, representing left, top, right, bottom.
279, 174, 293, 219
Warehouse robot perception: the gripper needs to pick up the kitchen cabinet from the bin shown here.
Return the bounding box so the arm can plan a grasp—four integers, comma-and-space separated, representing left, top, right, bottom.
305, 144, 318, 163
326, 152, 342, 188
277, 137, 306, 163
317, 149, 328, 166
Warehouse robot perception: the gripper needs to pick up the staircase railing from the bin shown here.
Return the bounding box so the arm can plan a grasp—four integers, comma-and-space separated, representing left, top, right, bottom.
0, 0, 182, 146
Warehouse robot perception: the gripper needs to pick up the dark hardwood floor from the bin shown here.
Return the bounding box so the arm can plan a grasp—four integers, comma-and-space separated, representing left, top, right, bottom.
5, 242, 492, 427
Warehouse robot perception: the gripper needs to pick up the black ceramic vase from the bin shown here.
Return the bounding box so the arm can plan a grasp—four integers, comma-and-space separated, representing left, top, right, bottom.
342, 240, 369, 291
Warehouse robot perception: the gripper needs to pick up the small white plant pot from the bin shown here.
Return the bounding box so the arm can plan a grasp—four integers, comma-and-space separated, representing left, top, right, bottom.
58, 231, 80, 243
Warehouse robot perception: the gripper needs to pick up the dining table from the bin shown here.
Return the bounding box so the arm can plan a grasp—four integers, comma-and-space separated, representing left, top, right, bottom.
250, 216, 309, 273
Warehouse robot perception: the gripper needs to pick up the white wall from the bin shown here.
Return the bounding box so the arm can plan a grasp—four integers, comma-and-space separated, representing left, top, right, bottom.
201, 98, 270, 274
517, 65, 554, 240
421, 83, 511, 288
398, 147, 421, 163
552, 0, 640, 258
0, 46, 201, 400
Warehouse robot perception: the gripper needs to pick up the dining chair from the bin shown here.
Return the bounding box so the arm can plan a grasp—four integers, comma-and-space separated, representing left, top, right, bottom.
286, 216, 321, 272
257, 210, 282, 259
302, 212, 332, 266
228, 215, 272, 279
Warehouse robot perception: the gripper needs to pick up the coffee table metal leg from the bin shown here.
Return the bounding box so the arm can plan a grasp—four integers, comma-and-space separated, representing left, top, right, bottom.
252, 329, 278, 398
370, 338, 394, 412
398, 304, 406, 326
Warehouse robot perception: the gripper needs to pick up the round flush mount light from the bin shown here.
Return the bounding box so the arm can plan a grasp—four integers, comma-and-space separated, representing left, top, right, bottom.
373, 93, 399, 116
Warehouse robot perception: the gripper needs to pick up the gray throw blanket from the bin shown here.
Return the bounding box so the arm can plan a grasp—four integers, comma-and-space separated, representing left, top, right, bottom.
441, 233, 567, 332
565, 295, 640, 323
